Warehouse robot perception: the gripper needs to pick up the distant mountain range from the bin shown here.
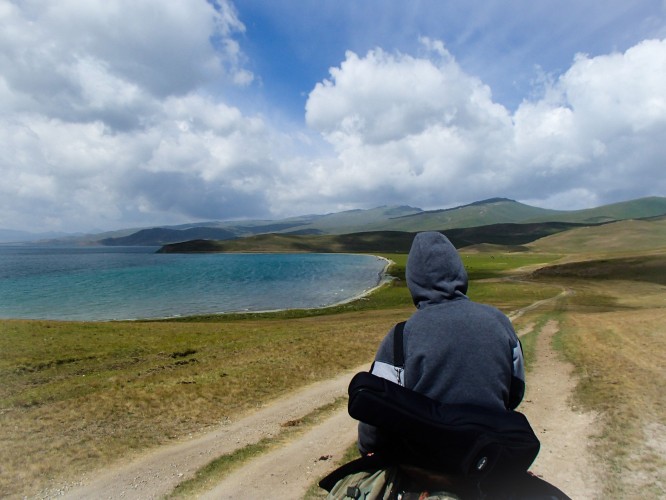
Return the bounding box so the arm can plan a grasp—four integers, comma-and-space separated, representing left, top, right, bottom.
0, 229, 74, 244
3, 196, 666, 246
99, 196, 666, 247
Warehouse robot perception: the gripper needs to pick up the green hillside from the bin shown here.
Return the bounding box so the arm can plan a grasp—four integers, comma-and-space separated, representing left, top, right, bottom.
363, 196, 666, 231
525, 196, 666, 224
158, 221, 591, 254
285, 205, 422, 233
158, 210, 666, 256
531, 253, 666, 285
106, 196, 666, 247
362, 198, 564, 231
157, 232, 419, 254
528, 218, 666, 254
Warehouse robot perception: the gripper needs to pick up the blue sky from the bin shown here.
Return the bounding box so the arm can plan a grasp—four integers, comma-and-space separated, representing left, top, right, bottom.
235, 1, 662, 115
1, 0, 665, 233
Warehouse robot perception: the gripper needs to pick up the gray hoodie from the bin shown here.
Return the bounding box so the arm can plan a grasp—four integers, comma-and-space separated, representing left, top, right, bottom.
358, 231, 525, 454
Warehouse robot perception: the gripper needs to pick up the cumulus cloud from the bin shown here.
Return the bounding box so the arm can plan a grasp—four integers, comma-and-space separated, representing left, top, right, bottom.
306, 40, 510, 147
511, 39, 666, 204
0, 93, 282, 230
0, 0, 252, 124
119, 94, 282, 221
303, 38, 666, 210
0, 0, 664, 233
0, 0, 280, 231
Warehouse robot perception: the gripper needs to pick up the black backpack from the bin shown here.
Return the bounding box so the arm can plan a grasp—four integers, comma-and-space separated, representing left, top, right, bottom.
347, 370, 540, 479
347, 321, 541, 479
320, 322, 565, 499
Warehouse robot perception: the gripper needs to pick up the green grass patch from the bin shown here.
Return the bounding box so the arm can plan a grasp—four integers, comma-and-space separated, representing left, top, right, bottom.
515, 315, 551, 373
469, 280, 562, 315
461, 252, 561, 280
0, 310, 407, 498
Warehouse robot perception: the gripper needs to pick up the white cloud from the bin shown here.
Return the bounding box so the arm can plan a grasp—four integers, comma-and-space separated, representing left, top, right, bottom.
301, 41, 515, 209
0, 0, 664, 233
513, 39, 666, 200
0, 93, 283, 230
0, 0, 250, 124
306, 42, 510, 147
302, 38, 666, 211
0, 0, 276, 231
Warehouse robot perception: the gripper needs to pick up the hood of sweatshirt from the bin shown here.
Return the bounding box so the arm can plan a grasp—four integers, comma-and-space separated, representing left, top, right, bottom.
406, 231, 468, 308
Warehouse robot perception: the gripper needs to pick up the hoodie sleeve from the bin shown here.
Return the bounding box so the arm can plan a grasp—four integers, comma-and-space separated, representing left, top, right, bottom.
357, 325, 402, 454
509, 337, 526, 410
367, 325, 404, 386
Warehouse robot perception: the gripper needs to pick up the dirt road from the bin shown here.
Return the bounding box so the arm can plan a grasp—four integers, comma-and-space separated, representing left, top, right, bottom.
518, 320, 601, 499
61, 365, 367, 500
62, 319, 601, 499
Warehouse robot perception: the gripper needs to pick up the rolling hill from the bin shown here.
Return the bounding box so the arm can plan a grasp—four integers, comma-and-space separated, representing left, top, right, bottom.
6, 196, 663, 246
358, 196, 666, 231
158, 211, 666, 255
527, 217, 666, 254
106, 196, 666, 247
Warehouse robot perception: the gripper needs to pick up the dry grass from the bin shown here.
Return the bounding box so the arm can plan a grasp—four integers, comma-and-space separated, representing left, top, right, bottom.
1, 243, 664, 499
528, 219, 666, 255
498, 271, 666, 498
515, 221, 666, 498
551, 279, 666, 498
0, 309, 410, 498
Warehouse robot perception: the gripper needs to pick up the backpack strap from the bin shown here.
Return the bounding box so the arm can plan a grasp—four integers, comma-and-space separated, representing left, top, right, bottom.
393, 321, 406, 367
393, 321, 406, 384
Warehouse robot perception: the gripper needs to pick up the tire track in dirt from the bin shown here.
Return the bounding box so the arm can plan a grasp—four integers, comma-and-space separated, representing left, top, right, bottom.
196, 304, 602, 498
200, 409, 357, 499
60, 365, 367, 500
61, 293, 602, 499
518, 320, 601, 499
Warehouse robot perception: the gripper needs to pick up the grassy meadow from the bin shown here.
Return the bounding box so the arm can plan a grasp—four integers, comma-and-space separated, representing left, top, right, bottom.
1, 221, 665, 498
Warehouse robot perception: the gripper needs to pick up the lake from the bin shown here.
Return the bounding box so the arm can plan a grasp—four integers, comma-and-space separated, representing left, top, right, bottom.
0, 246, 387, 321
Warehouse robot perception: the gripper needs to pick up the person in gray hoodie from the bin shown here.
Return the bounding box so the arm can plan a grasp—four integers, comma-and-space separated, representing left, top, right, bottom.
358, 231, 526, 455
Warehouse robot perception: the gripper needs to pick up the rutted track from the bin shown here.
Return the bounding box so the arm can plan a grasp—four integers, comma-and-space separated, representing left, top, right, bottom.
61, 365, 367, 499
61, 292, 600, 499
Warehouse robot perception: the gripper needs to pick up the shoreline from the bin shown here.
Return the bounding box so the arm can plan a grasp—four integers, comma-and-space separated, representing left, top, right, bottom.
150, 255, 395, 319
321, 255, 394, 308
0, 254, 394, 323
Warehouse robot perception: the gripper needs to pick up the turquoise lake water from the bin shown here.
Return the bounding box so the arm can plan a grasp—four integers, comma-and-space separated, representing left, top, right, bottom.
0, 247, 387, 321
